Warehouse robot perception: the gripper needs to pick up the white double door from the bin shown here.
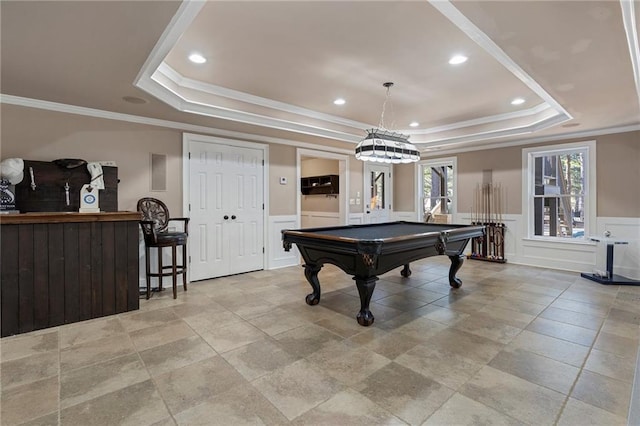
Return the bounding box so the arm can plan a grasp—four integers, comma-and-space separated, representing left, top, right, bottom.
189, 141, 264, 281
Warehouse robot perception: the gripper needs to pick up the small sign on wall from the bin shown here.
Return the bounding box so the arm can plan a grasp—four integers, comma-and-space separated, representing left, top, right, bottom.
150, 153, 167, 191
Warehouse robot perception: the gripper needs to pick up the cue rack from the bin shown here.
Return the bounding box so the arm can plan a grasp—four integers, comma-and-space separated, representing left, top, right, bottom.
469, 182, 507, 263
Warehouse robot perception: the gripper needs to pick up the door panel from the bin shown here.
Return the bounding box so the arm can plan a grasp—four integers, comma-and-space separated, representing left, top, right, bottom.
364, 164, 391, 224
189, 141, 264, 280
228, 149, 264, 274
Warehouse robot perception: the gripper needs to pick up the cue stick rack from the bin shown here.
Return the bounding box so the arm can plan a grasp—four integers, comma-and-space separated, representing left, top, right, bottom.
469, 182, 507, 263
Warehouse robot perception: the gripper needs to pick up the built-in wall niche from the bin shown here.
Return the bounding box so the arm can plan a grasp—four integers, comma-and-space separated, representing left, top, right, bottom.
301, 175, 339, 195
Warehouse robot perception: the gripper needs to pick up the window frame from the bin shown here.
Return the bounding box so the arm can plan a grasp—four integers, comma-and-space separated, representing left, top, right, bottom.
522, 140, 596, 242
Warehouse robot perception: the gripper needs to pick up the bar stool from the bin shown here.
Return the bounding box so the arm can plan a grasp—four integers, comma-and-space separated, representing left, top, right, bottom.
137, 197, 189, 299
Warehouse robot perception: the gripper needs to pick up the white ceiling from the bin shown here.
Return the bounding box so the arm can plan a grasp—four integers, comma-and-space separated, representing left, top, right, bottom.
2, 1, 639, 154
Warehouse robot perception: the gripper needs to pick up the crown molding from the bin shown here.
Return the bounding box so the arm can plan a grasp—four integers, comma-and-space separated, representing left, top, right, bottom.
156, 63, 371, 130
3, 93, 636, 159
407, 103, 552, 135
132, 0, 576, 149
417, 112, 568, 148
0, 94, 354, 155
424, 123, 640, 156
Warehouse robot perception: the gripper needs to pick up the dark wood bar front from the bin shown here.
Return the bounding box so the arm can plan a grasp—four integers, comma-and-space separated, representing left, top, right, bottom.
1, 212, 141, 337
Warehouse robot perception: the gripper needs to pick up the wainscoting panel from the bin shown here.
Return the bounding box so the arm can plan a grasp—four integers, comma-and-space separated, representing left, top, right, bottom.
519, 238, 596, 273
596, 217, 640, 280
300, 211, 340, 228
391, 211, 419, 221
268, 215, 300, 269
348, 213, 364, 225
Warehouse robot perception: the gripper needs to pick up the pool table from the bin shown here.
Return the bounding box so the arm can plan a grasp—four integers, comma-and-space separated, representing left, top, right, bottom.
282, 221, 485, 326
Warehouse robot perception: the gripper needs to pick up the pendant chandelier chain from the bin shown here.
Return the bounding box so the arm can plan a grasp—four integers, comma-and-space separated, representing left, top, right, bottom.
378, 82, 395, 131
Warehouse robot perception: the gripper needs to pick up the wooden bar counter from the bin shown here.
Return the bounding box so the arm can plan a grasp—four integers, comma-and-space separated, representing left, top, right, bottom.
1, 212, 141, 337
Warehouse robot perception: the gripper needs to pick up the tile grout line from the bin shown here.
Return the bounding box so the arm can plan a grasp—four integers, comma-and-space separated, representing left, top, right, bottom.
127, 317, 178, 425
626, 307, 640, 426
550, 282, 620, 425
170, 304, 295, 423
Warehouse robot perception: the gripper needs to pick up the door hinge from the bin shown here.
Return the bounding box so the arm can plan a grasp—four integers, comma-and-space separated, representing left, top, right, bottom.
262, 203, 264, 210
189, 203, 191, 211
189, 256, 191, 263
262, 159, 264, 166
262, 247, 265, 253
189, 152, 191, 159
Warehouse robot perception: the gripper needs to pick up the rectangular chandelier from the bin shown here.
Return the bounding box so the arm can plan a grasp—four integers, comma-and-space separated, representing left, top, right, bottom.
355, 129, 420, 164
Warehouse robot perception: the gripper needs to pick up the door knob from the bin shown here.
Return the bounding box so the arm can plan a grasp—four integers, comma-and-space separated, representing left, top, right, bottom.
231, 215, 236, 220
223, 215, 229, 220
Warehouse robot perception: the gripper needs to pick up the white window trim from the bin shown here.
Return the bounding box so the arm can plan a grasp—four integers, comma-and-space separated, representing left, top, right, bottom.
415, 156, 458, 222
521, 140, 596, 243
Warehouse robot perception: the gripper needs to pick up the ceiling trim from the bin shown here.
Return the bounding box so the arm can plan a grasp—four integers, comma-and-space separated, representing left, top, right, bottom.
419, 111, 569, 149
424, 123, 640, 156
157, 63, 372, 130
408, 103, 551, 135
133, 0, 207, 88
146, 69, 361, 143
428, 0, 572, 121
3, 93, 636, 158
150, 63, 571, 147
620, 0, 640, 109
0, 94, 353, 155
133, 0, 575, 149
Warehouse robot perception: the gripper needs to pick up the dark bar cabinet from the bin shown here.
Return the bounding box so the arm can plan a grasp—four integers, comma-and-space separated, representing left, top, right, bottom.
1, 211, 140, 337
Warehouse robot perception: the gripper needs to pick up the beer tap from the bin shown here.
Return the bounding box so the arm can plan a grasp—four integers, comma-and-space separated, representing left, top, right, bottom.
64, 182, 70, 206
29, 167, 36, 190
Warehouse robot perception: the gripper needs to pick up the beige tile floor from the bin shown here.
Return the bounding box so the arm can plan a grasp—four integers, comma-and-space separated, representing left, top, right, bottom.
2, 257, 639, 425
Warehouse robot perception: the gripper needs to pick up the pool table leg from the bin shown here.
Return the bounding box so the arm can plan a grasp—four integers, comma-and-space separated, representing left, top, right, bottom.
401, 264, 412, 277
354, 276, 378, 326
448, 254, 464, 288
303, 264, 323, 305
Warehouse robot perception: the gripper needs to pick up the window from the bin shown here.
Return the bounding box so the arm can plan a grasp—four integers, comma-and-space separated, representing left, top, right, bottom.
523, 141, 596, 240
419, 158, 456, 223
370, 170, 385, 210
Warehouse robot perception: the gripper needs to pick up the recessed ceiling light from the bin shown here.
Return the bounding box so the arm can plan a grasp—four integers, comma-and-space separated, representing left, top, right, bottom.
448, 55, 468, 65
511, 98, 525, 105
409, 122, 420, 127
333, 98, 346, 105
188, 53, 207, 64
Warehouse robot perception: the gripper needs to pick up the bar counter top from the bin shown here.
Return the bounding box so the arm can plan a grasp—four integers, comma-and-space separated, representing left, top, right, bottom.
0, 211, 140, 225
